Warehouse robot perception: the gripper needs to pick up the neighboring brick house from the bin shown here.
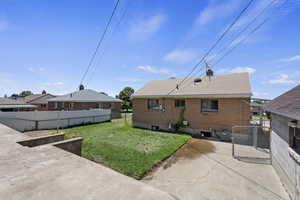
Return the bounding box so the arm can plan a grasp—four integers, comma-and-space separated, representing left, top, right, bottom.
24, 92, 56, 111
265, 85, 300, 200
0, 98, 36, 112
47, 88, 122, 118
132, 72, 252, 134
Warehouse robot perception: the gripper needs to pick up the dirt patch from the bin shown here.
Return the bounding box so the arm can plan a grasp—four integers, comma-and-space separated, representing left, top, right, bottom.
24, 130, 59, 137
163, 139, 215, 169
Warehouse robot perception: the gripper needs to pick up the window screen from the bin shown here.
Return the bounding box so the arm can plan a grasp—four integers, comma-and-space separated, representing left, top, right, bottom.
147, 99, 159, 110
201, 100, 219, 112
175, 99, 185, 108
290, 127, 300, 154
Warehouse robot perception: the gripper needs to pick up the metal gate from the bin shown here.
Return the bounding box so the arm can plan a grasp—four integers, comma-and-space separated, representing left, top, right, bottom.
232, 126, 271, 164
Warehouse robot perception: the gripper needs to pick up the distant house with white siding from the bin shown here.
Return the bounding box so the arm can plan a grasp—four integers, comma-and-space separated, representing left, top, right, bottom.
265, 85, 300, 200
0, 98, 36, 112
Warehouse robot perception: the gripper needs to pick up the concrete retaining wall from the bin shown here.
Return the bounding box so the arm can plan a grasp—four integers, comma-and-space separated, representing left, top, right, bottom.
18, 133, 64, 147
271, 114, 300, 200
0, 109, 111, 132
53, 137, 83, 156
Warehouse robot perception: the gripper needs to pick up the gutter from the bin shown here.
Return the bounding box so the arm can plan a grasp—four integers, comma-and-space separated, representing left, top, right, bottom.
131, 93, 252, 99
264, 107, 300, 121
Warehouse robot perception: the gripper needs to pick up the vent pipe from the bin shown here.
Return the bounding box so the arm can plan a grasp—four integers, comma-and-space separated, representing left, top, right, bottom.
79, 84, 84, 91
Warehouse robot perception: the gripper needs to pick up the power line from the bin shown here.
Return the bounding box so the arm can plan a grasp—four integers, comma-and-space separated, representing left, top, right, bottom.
86, 0, 131, 87
212, 19, 269, 67
80, 0, 120, 85
167, 0, 255, 95
210, 0, 289, 68
208, 0, 279, 66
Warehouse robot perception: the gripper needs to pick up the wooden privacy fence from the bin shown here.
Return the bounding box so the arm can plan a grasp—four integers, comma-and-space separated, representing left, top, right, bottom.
0, 109, 111, 132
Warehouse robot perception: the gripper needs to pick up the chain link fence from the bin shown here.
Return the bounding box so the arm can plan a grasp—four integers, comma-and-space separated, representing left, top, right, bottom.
232, 126, 271, 164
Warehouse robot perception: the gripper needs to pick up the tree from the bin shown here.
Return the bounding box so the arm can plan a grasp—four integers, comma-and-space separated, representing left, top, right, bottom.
3, 94, 7, 98
117, 87, 134, 112
19, 90, 33, 97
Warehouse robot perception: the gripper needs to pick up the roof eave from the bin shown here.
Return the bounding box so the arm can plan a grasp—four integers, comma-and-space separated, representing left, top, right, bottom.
47, 99, 122, 103
132, 93, 252, 99
0, 104, 37, 109
264, 107, 300, 121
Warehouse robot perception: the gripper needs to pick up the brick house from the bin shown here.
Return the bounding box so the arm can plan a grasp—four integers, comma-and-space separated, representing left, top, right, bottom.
265, 85, 300, 200
47, 88, 122, 118
132, 72, 252, 134
24, 92, 56, 111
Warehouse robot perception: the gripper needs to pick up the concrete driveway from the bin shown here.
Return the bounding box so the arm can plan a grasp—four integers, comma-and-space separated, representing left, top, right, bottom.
143, 139, 289, 200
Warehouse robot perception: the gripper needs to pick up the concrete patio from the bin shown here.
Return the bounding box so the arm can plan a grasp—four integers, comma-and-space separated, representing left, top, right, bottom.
143, 139, 290, 200
0, 123, 176, 200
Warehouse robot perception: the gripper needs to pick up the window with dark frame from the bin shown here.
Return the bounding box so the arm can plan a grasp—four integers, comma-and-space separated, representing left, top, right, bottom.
147, 99, 159, 110
201, 100, 219, 112
289, 126, 300, 154
175, 99, 185, 108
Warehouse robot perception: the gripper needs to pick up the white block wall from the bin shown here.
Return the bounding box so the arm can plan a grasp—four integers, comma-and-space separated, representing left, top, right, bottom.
271, 114, 300, 200
0, 109, 111, 132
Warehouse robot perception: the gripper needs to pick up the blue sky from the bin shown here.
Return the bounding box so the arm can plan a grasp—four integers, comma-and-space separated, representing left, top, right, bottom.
0, 0, 300, 99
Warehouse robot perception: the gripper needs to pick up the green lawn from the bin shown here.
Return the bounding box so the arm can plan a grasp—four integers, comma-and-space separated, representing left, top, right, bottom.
63, 116, 191, 179
251, 115, 267, 121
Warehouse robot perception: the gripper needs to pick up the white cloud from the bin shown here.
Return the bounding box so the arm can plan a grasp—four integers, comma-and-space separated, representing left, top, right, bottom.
230, 67, 256, 74
279, 55, 300, 63
137, 65, 172, 75
268, 74, 295, 84
253, 92, 269, 98
253, 92, 269, 96
128, 14, 166, 40
0, 19, 8, 32
164, 49, 198, 64
216, 67, 256, 75
44, 82, 64, 86
28, 67, 45, 72
195, 0, 241, 26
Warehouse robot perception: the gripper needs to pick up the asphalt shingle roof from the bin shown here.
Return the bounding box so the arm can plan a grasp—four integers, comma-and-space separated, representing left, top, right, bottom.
132, 72, 252, 98
0, 98, 36, 109
24, 94, 45, 103
265, 85, 300, 120
47, 89, 122, 103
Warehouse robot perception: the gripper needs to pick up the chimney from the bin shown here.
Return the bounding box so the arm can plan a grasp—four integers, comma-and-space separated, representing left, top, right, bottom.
79, 84, 84, 91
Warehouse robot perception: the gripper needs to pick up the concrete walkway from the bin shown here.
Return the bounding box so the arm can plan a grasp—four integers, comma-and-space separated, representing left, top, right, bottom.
0, 123, 176, 200
143, 139, 290, 200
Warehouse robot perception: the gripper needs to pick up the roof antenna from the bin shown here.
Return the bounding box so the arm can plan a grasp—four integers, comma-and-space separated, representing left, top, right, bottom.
205, 61, 214, 81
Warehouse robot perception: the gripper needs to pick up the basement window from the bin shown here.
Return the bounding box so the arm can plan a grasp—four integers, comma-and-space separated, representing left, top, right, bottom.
289, 124, 300, 154
201, 100, 219, 112
175, 99, 185, 108
147, 99, 159, 110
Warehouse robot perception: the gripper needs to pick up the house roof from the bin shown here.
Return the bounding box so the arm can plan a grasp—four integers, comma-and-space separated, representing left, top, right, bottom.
0, 98, 26, 105
29, 94, 56, 104
132, 72, 252, 98
0, 98, 36, 109
265, 85, 300, 120
23, 94, 44, 103
47, 89, 122, 103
